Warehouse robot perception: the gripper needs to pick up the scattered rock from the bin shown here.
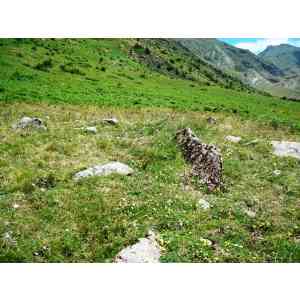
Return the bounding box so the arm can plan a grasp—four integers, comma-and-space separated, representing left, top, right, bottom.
103, 117, 119, 125
176, 128, 223, 191
243, 208, 256, 218
273, 170, 281, 176
225, 135, 241, 143
271, 141, 300, 160
12, 203, 20, 209
85, 126, 97, 134
13, 116, 47, 130
198, 198, 210, 210
114, 230, 161, 263
207, 117, 217, 124
74, 161, 134, 181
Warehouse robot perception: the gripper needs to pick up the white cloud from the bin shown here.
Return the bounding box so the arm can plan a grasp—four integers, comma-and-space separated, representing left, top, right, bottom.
235, 38, 289, 54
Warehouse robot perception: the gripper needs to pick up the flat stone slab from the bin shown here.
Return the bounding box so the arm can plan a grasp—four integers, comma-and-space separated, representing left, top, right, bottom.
74, 161, 134, 181
115, 231, 161, 263
225, 135, 241, 143
271, 141, 300, 160
12, 116, 46, 130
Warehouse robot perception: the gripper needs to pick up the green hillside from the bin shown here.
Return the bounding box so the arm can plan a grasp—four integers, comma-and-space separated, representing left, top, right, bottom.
0, 38, 300, 130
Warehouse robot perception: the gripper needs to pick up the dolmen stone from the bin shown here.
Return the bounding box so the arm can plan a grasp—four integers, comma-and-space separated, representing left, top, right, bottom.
271, 141, 300, 160
73, 161, 134, 181
114, 230, 161, 263
176, 128, 223, 191
12, 116, 47, 130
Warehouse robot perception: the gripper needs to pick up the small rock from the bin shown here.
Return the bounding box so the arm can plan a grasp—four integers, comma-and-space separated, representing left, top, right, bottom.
207, 117, 217, 124
13, 116, 47, 130
198, 198, 210, 210
74, 161, 134, 181
115, 230, 161, 263
273, 170, 281, 176
85, 126, 97, 134
103, 117, 119, 125
12, 203, 20, 209
243, 208, 256, 218
225, 135, 241, 143
271, 141, 300, 160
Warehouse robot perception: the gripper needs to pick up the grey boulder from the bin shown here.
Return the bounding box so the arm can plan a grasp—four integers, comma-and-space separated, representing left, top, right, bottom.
271, 141, 300, 160
13, 117, 46, 130
74, 161, 134, 181
114, 230, 161, 263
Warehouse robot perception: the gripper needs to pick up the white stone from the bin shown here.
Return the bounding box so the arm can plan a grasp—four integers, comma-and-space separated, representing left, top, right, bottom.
243, 208, 256, 218
85, 126, 97, 134
198, 198, 210, 210
271, 141, 300, 160
12, 203, 20, 209
225, 135, 241, 143
115, 230, 161, 263
273, 170, 281, 176
74, 161, 134, 181
13, 116, 46, 130
103, 117, 119, 125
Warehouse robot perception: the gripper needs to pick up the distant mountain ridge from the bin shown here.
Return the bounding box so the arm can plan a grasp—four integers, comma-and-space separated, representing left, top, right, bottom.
176, 38, 300, 99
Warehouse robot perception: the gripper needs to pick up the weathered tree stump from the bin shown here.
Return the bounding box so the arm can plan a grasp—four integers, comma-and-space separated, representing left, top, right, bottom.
176, 128, 223, 191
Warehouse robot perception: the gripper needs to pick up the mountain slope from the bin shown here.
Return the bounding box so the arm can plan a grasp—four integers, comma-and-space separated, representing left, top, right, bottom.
176, 38, 300, 99
177, 39, 283, 88
258, 44, 300, 98
259, 44, 300, 74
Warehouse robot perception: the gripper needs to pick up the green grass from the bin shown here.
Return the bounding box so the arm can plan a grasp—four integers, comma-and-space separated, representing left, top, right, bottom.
0, 102, 299, 262
0, 39, 300, 132
0, 39, 300, 262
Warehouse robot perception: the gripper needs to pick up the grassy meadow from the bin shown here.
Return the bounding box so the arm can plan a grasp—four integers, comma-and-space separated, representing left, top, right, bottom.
0, 39, 299, 262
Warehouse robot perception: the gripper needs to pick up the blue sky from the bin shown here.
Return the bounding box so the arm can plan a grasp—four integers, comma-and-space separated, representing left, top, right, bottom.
218, 38, 300, 54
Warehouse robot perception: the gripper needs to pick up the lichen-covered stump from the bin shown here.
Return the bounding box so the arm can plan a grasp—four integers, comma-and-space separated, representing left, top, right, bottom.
176, 128, 223, 191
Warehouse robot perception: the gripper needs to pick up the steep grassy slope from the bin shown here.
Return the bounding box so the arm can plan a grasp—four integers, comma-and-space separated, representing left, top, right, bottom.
1, 39, 300, 131
0, 38, 252, 103
0, 102, 299, 262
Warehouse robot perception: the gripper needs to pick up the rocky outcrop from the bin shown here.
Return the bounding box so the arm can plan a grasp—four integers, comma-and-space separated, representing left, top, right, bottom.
176, 128, 223, 191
